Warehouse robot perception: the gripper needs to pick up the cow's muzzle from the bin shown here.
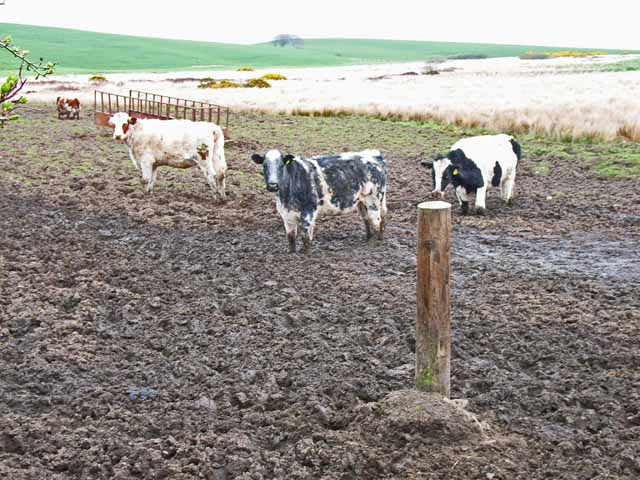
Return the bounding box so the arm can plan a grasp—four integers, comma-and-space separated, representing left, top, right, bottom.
266, 183, 279, 192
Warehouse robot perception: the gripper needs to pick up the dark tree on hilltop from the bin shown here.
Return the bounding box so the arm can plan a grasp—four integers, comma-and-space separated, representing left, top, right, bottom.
272, 34, 304, 48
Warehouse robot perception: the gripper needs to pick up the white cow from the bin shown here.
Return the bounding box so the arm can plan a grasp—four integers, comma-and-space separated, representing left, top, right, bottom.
108, 112, 227, 199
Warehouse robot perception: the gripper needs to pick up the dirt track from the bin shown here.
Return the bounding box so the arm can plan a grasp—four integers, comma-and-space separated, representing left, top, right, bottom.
1, 105, 639, 479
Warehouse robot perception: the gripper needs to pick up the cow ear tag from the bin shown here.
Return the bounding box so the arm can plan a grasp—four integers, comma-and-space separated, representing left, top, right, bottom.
453, 168, 459, 176
283, 155, 294, 166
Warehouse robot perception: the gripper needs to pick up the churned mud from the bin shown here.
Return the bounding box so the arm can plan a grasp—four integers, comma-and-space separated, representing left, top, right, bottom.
0, 106, 639, 479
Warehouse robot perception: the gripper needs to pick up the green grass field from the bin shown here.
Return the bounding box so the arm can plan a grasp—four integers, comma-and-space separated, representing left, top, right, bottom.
1, 23, 636, 75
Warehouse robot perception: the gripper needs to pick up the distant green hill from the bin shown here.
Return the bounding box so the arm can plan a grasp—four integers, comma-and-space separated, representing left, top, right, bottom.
0, 23, 636, 75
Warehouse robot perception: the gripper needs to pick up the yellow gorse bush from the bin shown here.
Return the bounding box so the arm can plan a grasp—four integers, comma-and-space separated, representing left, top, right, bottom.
198, 78, 243, 89
261, 73, 287, 80
246, 78, 271, 88
547, 51, 608, 58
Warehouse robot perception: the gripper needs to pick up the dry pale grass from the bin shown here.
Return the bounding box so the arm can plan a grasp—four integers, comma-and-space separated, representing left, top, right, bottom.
25, 55, 640, 142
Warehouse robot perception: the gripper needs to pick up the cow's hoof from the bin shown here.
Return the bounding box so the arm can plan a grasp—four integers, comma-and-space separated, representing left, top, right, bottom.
460, 202, 470, 215
475, 207, 486, 216
506, 199, 514, 207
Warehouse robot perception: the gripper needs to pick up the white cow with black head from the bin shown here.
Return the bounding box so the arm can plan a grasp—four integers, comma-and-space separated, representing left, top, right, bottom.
252, 149, 387, 253
421, 134, 521, 215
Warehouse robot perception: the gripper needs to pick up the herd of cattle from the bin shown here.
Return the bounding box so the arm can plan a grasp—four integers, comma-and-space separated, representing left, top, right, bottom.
55, 97, 522, 253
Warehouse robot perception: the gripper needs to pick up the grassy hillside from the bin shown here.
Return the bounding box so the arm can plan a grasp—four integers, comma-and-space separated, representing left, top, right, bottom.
0, 23, 637, 75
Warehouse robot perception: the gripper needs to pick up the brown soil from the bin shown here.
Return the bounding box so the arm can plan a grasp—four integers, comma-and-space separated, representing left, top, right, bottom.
0, 106, 639, 479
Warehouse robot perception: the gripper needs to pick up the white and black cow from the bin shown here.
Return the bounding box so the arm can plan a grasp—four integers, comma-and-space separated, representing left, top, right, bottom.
421, 134, 521, 215
251, 149, 387, 253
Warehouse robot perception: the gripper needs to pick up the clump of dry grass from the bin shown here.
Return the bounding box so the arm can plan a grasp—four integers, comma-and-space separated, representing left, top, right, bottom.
617, 123, 640, 142
237, 66, 255, 71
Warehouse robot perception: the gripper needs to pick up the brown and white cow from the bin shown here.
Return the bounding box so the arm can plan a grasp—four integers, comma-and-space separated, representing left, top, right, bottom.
56, 97, 81, 120
108, 112, 227, 199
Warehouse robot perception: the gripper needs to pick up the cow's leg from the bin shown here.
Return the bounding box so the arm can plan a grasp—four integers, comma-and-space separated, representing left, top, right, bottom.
283, 221, 297, 253
379, 193, 387, 241
300, 210, 317, 255
501, 170, 516, 206
216, 170, 226, 201
364, 199, 383, 245
128, 151, 140, 170
140, 157, 157, 193
475, 185, 487, 215
194, 156, 216, 193
455, 186, 471, 215
357, 202, 373, 241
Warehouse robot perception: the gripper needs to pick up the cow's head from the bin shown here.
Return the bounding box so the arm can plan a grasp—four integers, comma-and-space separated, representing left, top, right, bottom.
251, 149, 295, 192
56, 97, 69, 110
421, 154, 453, 198
108, 112, 137, 141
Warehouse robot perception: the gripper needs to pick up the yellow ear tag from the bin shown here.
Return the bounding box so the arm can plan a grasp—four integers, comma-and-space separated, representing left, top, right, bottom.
284, 157, 293, 166
453, 168, 459, 176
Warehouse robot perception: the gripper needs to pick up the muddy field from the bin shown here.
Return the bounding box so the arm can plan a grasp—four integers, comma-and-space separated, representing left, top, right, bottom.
1, 105, 639, 479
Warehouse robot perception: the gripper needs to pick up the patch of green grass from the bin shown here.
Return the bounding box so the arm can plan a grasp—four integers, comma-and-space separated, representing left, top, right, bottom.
1, 23, 636, 74
532, 160, 551, 176
599, 58, 640, 72
594, 153, 640, 177
71, 160, 94, 176
525, 135, 640, 178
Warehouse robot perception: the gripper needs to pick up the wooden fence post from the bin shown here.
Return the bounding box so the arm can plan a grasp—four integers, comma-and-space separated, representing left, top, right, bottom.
416, 200, 451, 397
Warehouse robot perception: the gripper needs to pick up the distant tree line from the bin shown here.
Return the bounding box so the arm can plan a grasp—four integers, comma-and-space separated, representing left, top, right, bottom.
272, 34, 304, 48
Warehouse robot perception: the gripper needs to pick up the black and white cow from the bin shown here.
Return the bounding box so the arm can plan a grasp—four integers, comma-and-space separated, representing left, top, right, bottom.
421, 134, 521, 215
251, 149, 387, 253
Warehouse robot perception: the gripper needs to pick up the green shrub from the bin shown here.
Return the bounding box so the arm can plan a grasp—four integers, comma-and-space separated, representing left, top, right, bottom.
519, 51, 551, 60
261, 73, 287, 80
422, 64, 440, 75
246, 78, 271, 88
237, 66, 255, 71
447, 54, 487, 60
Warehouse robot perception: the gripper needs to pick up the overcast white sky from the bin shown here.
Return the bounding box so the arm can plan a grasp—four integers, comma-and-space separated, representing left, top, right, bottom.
1, 0, 638, 49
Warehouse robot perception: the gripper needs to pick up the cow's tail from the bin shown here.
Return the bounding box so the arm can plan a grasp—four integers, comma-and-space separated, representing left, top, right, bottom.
509, 137, 522, 161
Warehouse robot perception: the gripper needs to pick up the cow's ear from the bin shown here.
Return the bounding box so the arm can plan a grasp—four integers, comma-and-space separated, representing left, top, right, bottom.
283, 154, 295, 165
129, 117, 137, 125
420, 159, 433, 169
251, 154, 265, 164
448, 149, 465, 164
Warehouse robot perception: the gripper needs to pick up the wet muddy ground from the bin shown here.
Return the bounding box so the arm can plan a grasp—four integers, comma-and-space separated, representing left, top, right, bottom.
1, 106, 639, 479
